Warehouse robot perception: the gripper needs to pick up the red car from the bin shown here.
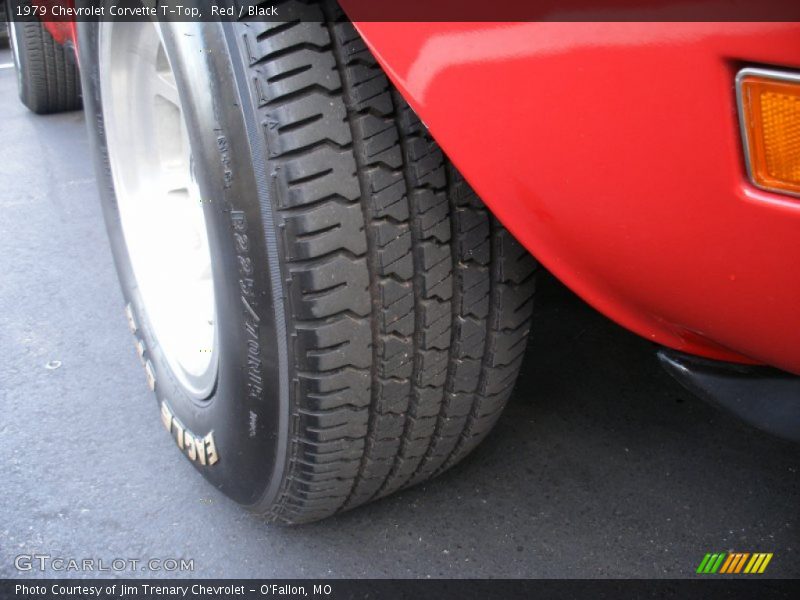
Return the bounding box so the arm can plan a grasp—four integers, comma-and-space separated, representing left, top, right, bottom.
7, 1, 799, 523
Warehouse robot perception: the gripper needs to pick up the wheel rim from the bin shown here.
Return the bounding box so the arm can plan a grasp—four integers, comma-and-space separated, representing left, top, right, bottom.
9, 21, 22, 92
99, 21, 218, 399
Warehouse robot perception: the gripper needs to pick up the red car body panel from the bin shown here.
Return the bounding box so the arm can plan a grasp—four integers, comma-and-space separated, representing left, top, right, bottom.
42, 20, 75, 46
348, 19, 800, 375
31, 1, 76, 46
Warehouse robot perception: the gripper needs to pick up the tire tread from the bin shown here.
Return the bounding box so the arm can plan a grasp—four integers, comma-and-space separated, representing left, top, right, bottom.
238, 1, 537, 523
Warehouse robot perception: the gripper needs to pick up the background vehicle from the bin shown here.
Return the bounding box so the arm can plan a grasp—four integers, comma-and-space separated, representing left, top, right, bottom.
8, 0, 800, 523
6, 3, 80, 114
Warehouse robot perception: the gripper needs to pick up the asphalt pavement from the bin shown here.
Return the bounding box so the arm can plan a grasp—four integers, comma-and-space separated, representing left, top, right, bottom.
0, 47, 798, 579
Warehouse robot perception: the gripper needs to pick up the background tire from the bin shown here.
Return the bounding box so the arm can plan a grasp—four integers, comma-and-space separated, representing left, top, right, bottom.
79, 3, 538, 524
8, 16, 81, 114
1, 3, 9, 49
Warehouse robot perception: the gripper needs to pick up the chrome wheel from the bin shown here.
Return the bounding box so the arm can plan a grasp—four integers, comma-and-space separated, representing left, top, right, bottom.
99, 21, 218, 399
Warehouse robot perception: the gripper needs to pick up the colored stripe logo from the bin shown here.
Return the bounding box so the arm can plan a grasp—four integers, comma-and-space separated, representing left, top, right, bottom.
697, 552, 773, 574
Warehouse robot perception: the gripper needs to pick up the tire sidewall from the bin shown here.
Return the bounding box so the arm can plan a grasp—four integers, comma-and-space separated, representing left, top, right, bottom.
77, 19, 291, 507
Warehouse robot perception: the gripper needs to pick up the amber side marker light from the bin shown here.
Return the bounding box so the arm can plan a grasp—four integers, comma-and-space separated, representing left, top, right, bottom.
736, 67, 800, 198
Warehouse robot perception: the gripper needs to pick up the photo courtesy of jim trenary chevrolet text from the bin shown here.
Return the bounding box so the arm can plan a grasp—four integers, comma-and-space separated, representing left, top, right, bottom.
1, 0, 799, 598
14, 584, 325, 597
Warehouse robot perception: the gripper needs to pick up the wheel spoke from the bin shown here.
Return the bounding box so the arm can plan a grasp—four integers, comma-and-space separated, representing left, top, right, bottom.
153, 70, 180, 107
163, 166, 189, 194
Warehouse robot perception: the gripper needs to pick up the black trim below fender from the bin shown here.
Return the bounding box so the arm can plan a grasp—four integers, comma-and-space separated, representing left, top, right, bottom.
658, 350, 800, 443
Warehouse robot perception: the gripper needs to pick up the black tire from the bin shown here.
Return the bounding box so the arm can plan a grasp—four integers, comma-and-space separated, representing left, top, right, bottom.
8, 16, 81, 114
79, 3, 537, 524
1, 5, 8, 49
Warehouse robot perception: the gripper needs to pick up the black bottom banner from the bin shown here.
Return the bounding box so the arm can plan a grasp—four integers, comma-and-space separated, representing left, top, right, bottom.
2, 579, 799, 600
